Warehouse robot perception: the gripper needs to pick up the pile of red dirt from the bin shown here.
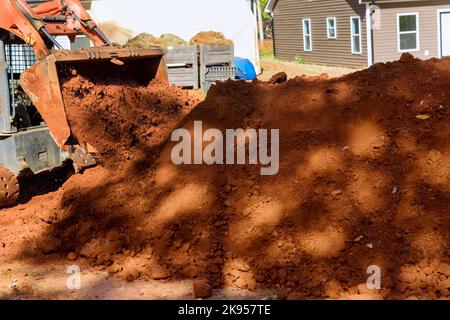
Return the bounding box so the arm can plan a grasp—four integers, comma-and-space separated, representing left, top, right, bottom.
9, 53, 450, 300
189, 31, 233, 46
61, 76, 198, 168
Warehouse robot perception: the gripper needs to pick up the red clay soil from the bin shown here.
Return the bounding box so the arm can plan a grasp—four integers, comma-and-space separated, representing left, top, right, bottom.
61, 76, 198, 168
3, 53, 450, 300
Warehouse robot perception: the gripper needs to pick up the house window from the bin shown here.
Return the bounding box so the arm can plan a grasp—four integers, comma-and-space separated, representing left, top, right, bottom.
303, 19, 312, 51
350, 16, 362, 54
398, 13, 419, 52
327, 17, 337, 39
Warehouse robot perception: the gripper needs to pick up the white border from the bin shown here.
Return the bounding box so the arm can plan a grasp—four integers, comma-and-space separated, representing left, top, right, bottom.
397, 12, 420, 53
303, 18, 312, 51
327, 17, 337, 39
437, 9, 450, 58
350, 16, 362, 54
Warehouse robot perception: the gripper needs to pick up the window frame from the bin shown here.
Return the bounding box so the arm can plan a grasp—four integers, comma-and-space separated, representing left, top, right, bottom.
350, 16, 362, 54
302, 18, 312, 52
397, 12, 420, 52
327, 17, 337, 39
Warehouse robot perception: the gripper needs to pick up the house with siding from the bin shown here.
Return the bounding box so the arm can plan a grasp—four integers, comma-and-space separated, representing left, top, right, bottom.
265, 0, 450, 68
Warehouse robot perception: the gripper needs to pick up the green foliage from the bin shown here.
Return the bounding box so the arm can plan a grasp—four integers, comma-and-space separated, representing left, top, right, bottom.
295, 54, 303, 64
261, 0, 270, 20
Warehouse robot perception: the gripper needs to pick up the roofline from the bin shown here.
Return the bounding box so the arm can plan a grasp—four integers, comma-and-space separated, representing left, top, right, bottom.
266, 0, 429, 13
264, 0, 278, 13
360, 0, 429, 2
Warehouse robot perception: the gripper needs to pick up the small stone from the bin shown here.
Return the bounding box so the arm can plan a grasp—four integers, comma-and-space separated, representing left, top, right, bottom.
125, 268, 141, 282
107, 263, 122, 275
332, 190, 343, 197
193, 279, 212, 298
267, 72, 287, 85
243, 208, 252, 217
367, 243, 374, 249
236, 262, 251, 272
67, 252, 78, 261
150, 264, 169, 280
354, 235, 364, 242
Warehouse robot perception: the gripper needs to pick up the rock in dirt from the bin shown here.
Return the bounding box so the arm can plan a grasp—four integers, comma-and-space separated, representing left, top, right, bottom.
67, 252, 78, 261
193, 279, 213, 298
150, 264, 169, 280
38, 237, 62, 254
267, 72, 287, 85
125, 268, 141, 282
399, 52, 415, 63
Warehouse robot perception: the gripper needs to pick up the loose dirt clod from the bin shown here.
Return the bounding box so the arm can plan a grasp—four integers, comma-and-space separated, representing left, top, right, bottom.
267, 71, 287, 85
193, 279, 213, 298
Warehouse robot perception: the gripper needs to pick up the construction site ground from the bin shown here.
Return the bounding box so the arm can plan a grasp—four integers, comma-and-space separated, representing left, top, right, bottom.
3, 54, 450, 300
259, 57, 356, 81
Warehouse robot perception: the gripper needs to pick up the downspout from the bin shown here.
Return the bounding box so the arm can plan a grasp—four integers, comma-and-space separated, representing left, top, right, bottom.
366, 2, 374, 66
271, 13, 276, 57
256, 0, 265, 41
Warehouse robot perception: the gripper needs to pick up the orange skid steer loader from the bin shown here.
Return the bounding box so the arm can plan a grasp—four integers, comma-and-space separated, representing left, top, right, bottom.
0, 0, 168, 207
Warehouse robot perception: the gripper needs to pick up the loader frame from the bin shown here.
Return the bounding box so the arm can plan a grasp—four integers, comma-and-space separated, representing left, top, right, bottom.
0, 39, 69, 177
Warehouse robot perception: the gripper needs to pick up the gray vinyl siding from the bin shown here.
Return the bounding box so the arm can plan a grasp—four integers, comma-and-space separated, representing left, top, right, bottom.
373, 1, 450, 63
272, 0, 368, 68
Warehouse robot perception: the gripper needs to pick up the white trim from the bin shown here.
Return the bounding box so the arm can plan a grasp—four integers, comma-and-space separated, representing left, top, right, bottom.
350, 16, 362, 54
397, 12, 420, 52
437, 9, 450, 58
264, 0, 278, 13
302, 18, 312, 52
366, 4, 373, 66
326, 17, 337, 39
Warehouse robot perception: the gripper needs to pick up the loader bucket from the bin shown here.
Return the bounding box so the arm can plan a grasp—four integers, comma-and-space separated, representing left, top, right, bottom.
20, 47, 168, 148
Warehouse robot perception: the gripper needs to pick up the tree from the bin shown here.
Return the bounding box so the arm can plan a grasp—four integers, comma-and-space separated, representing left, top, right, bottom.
260, 0, 270, 20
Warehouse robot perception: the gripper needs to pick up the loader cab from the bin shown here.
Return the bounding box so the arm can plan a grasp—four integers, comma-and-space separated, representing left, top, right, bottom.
0, 36, 68, 184
0, 39, 44, 133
